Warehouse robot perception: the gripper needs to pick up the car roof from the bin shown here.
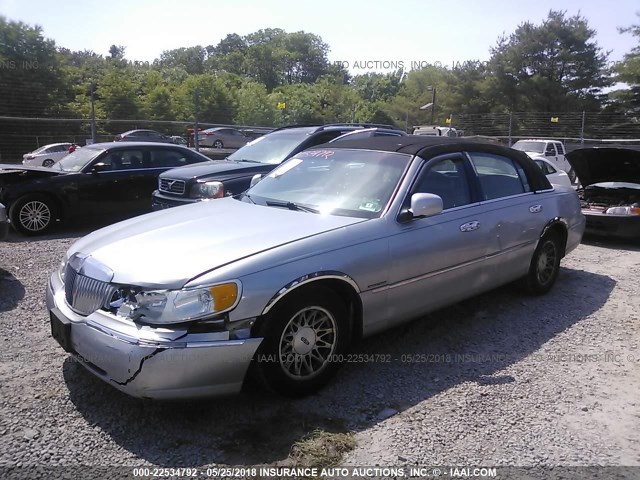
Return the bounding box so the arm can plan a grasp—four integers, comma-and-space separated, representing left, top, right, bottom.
121, 129, 161, 135
314, 134, 493, 154
38, 143, 72, 148
84, 141, 190, 149
309, 135, 552, 191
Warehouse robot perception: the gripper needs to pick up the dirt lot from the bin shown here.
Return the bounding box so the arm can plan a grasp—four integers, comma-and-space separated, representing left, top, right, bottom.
0, 225, 639, 473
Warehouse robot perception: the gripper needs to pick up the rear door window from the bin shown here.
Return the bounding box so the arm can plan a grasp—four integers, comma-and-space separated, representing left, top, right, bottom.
149, 149, 192, 168
469, 152, 529, 200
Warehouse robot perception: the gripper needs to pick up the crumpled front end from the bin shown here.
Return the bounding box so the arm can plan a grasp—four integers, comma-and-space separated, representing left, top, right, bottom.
47, 265, 262, 400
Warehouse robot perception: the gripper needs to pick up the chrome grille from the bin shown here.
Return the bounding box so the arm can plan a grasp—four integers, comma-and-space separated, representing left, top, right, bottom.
159, 178, 186, 195
64, 264, 116, 316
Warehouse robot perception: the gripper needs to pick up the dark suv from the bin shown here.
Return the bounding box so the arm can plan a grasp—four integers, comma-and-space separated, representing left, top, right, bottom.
151, 124, 406, 209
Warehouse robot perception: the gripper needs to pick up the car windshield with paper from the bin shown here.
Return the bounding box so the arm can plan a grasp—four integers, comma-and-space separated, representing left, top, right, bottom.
245, 149, 409, 218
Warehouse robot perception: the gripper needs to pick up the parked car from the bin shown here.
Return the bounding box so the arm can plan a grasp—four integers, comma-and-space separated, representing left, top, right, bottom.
23, 143, 73, 167
169, 136, 188, 146
512, 139, 575, 182
47, 135, 584, 400
195, 127, 250, 149
0, 203, 8, 240
114, 130, 171, 143
533, 158, 573, 187
567, 147, 640, 239
152, 124, 406, 209
0, 142, 210, 235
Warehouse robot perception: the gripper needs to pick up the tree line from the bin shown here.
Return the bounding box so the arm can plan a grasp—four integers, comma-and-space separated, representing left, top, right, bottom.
0, 10, 638, 132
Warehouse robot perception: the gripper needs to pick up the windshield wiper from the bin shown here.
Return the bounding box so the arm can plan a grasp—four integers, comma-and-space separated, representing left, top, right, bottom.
266, 200, 319, 214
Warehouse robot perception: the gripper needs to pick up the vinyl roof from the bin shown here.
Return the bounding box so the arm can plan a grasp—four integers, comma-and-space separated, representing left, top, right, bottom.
317, 134, 498, 155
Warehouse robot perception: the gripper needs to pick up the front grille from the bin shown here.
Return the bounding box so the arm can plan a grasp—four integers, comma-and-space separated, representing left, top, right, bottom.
159, 178, 186, 195
64, 264, 116, 316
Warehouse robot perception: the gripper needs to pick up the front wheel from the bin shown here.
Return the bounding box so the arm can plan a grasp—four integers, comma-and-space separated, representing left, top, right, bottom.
522, 232, 562, 295
9, 194, 57, 235
252, 287, 350, 397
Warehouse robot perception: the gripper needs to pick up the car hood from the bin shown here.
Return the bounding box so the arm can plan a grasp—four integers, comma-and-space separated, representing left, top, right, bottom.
566, 148, 640, 187
0, 164, 64, 178
68, 197, 366, 289
160, 160, 273, 181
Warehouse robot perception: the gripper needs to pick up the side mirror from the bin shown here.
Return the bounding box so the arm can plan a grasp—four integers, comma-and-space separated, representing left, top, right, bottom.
91, 162, 111, 173
410, 193, 443, 218
249, 173, 263, 188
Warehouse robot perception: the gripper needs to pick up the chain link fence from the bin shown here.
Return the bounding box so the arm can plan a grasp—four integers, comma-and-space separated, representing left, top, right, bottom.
449, 111, 640, 150
0, 117, 274, 163
2, 111, 640, 162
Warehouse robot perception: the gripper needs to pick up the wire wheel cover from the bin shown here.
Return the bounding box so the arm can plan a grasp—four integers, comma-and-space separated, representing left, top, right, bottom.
278, 306, 337, 379
536, 240, 557, 285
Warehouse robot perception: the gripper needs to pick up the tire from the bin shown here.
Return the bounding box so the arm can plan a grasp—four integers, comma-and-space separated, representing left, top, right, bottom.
252, 286, 350, 397
213, 140, 223, 149
9, 194, 57, 235
523, 232, 562, 295
42, 159, 54, 167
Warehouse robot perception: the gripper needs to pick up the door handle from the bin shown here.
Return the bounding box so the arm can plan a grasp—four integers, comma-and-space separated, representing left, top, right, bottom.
460, 221, 480, 232
529, 205, 542, 213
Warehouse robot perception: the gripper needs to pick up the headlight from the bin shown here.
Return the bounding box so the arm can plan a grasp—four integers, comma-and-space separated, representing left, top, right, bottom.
605, 205, 640, 215
116, 281, 240, 325
190, 181, 224, 199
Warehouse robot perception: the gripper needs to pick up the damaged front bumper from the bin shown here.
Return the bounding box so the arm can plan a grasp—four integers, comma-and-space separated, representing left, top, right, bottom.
46, 270, 262, 400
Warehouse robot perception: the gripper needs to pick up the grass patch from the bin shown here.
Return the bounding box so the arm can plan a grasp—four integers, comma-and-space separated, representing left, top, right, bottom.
289, 429, 356, 468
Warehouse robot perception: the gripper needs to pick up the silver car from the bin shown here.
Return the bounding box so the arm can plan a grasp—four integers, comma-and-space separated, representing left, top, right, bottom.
196, 127, 249, 149
47, 136, 585, 399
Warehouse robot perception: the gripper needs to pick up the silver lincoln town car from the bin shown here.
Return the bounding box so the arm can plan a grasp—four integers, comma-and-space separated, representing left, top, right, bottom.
47, 136, 585, 399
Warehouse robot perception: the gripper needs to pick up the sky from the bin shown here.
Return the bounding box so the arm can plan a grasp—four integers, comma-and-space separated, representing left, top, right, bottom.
0, 0, 638, 73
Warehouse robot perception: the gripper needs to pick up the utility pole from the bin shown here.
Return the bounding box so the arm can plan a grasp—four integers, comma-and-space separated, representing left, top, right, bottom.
508, 111, 513, 147
580, 111, 586, 147
89, 82, 96, 144
430, 86, 436, 125
193, 90, 200, 152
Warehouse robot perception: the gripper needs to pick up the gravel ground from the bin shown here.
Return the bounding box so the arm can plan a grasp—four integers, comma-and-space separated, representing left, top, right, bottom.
0, 225, 639, 472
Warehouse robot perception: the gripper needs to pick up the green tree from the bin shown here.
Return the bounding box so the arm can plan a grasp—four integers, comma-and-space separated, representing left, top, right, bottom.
97, 67, 141, 119
176, 74, 236, 123
0, 16, 66, 116
235, 81, 276, 126
614, 13, 640, 111
156, 46, 206, 75
487, 10, 612, 111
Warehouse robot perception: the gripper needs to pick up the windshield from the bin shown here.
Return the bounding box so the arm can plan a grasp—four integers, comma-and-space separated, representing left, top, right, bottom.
55, 147, 104, 172
512, 141, 545, 153
245, 149, 410, 218
228, 131, 310, 165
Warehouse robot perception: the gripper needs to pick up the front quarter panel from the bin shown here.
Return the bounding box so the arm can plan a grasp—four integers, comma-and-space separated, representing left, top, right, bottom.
185, 218, 393, 329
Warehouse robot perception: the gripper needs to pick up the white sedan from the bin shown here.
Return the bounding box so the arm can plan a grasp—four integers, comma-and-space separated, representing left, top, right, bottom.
534, 158, 573, 188
22, 143, 74, 167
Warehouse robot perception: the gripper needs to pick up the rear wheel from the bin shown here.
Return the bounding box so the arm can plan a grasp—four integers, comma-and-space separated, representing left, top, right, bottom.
42, 159, 54, 167
523, 232, 562, 295
9, 194, 57, 235
252, 287, 350, 397
213, 140, 223, 149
